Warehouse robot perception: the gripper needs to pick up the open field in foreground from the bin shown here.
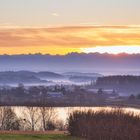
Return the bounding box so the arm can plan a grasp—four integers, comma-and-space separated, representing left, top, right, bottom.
0, 134, 82, 140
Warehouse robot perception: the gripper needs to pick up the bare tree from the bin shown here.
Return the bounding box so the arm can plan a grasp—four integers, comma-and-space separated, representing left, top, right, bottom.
23, 107, 40, 131
0, 107, 5, 129
39, 107, 57, 131
55, 119, 66, 131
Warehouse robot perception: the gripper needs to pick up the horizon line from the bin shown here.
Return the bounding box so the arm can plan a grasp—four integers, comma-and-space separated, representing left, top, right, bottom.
0, 52, 140, 56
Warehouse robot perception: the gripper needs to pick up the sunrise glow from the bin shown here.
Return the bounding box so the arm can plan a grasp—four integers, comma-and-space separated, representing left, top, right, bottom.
0, 0, 140, 55
81, 46, 140, 54
0, 25, 140, 55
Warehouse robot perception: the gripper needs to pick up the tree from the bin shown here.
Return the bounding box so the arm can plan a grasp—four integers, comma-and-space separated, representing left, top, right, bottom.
39, 107, 57, 131
0, 107, 20, 130
136, 94, 140, 99
23, 107, 40, 131
47, 121, 56, 130
98, 88, 103, 94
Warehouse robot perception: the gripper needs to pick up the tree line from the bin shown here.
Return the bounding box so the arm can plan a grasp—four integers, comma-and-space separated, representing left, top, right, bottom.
95, 75, 140, 95
0, 107, 65, 131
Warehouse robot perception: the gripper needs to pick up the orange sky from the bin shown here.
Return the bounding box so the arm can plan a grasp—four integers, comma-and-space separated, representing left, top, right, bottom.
0, 0, 140, 55
0, 25, 140, 55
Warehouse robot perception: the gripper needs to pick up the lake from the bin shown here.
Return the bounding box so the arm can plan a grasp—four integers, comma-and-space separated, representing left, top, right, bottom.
14, 106, 140, 124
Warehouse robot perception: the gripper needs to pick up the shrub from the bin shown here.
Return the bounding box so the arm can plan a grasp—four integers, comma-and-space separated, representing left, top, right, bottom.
47, 121, 56, 130
0, 107, 21, 130
68, 109, 140, 140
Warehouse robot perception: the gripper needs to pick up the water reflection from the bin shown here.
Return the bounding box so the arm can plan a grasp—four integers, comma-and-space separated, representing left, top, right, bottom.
14, 107, 140, 124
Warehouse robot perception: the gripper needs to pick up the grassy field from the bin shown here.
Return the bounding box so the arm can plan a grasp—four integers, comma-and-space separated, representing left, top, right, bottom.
0, 134, 82, 140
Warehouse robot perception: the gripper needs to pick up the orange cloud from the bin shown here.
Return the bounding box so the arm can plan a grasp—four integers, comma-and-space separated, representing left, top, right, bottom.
0, 25, 140, 54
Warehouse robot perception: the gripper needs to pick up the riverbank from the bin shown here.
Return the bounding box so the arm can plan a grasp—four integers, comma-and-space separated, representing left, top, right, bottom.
0, 103, 139, 109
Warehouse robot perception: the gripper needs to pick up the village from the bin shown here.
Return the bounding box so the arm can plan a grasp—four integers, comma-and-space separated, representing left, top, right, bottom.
0, 83, 124, 106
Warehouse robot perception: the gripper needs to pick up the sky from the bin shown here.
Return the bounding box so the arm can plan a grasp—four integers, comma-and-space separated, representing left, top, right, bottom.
0, 0, 140, 55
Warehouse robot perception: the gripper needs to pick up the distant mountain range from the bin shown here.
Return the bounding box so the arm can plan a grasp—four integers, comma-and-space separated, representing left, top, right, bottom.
0, 53, 140, 74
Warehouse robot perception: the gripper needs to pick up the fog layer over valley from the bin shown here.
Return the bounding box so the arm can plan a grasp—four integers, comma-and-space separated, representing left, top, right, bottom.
0, 71, 101, 86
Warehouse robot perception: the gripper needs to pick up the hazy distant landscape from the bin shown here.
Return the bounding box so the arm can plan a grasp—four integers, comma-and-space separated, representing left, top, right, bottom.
0, 70, 101, 86
0, 53, 140, 107
0, 53, 140, 75
0, 70, 140, 107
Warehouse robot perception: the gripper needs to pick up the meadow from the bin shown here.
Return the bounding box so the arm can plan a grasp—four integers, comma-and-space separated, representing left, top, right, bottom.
0, 134, 81, 140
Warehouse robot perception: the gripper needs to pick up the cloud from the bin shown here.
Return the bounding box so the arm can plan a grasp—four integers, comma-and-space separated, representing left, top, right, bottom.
0, 25, 140, 54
